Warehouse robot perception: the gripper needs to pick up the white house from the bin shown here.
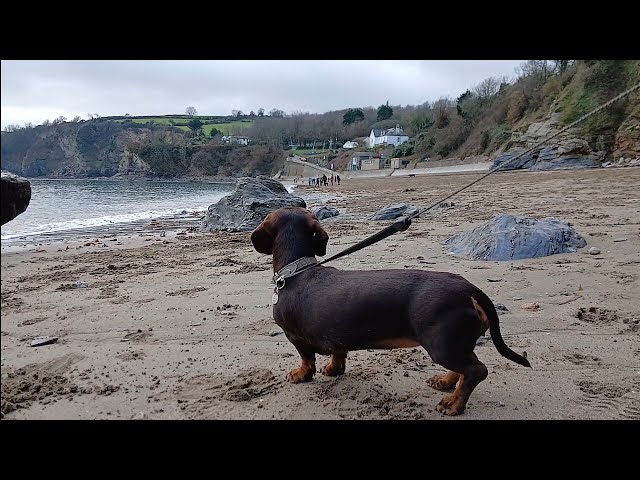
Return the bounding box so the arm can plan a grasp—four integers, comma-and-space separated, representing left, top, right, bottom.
227, 135, 250, 145
368, 125, 409, 147
342, 140, 359, 149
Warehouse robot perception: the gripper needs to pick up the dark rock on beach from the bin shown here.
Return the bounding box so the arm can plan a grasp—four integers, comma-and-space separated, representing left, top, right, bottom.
443, 214, 587, 261
200, 176, 306, 232
370, 203, 418, 221
494, 123, 603, 171
312, 206, 340, 221
1, 171, 32, 225
492, 151, 536, 171
529, 154, 600, 171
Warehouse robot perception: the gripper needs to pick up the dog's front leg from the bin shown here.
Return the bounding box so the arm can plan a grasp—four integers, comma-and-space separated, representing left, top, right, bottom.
286, 345, 316, 384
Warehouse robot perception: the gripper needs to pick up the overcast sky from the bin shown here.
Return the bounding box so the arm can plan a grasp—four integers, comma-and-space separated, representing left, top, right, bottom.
1, 60, 524, 129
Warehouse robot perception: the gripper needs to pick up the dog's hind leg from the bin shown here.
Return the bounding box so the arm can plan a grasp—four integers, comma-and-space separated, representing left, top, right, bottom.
286, 344, 317, 384
427, 370, 460, 391
433, 353, 488, 416
320, 353, 347, 376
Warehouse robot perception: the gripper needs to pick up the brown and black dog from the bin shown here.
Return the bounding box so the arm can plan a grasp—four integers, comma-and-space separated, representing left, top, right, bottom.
251, 207, 531, 415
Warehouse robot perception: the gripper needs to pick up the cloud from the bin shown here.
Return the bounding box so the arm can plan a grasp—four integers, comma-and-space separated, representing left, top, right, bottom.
1, 60, 523, 128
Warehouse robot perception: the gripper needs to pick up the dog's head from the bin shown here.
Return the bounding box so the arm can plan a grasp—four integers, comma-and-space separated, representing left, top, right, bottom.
251, 207, 329, 257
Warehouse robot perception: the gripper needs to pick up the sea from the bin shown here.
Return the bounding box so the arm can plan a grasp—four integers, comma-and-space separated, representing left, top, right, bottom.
0, 178, 239, 248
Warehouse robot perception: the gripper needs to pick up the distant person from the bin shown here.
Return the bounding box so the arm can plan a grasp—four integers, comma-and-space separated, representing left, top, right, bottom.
336, 174, 341, 185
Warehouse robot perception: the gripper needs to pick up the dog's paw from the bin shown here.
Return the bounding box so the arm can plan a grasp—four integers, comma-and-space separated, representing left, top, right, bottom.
320, 362, 345, 377
436, 396, 465, 416
427, 372, 459, 391
286, 367, 315, 384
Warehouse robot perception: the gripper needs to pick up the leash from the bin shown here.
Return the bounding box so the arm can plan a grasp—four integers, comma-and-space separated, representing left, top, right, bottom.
315, 82, 640, 265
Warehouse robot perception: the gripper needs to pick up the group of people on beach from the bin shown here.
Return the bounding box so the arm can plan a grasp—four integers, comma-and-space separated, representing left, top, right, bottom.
291, 174, 341, 186
307, 174, 340, 187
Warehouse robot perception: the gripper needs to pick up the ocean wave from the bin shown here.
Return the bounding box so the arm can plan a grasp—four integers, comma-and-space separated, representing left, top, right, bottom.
0, 204, 215, 241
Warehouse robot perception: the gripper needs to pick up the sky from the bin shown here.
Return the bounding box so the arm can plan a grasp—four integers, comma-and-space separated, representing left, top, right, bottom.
1, 60, 524, 129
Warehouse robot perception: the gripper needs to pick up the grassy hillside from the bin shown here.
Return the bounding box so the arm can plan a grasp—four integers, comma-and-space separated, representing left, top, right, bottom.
115, 116, 254, 136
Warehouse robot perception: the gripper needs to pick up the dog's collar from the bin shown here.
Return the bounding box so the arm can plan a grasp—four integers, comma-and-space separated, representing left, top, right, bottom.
272, 256, 318, 288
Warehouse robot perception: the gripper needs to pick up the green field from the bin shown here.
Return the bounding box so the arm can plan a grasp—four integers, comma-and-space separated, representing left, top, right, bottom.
204, 121, 252, 136
117, 117, 253, 136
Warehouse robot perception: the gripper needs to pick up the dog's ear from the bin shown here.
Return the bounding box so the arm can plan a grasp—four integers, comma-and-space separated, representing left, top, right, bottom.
251, 221, 273, 255
310, 219, 329, 257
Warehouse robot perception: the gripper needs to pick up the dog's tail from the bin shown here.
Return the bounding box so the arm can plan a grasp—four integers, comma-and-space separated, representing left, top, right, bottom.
473, 294, 531, 368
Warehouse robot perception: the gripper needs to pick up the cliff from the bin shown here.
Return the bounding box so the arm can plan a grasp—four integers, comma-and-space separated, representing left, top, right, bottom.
0, 121, 284, 178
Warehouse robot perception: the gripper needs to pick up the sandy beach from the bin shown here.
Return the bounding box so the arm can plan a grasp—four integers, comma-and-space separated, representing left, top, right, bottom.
1, 167, 639, 420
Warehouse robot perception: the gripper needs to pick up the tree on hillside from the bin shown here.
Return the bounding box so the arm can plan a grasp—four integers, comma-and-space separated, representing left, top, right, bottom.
210, 127, 221, 137
186, 106, 198, 117
433, 98, 453, 128
551, 60, 574, 75
232, 110, 244, 118
269, 108, 286, 118
249, 110, 255, 116
3, 124, 20, 132
517, 60, 554, 83
456, 90, 472, 117
43, 119, 51, 127
343, 108, 365, 126
188, 118, 203, 135
72, 115, 82, 123
377, 101, 393, 121
257, 108, 264, 117
53, 116, 67, 125
473, 77, 501, 99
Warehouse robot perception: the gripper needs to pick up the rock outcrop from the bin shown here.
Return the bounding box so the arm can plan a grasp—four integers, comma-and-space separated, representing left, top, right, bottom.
370, 203, 418, 221
1, 122, 281, 178
443, 214, 587, 261
1, 171, 32, 225
200, 177, 306, 232
493, 117, 604, 171
312, 206, 340, 221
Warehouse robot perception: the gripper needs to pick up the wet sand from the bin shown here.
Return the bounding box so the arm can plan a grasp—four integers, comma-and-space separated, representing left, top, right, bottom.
1, 168, 639, 419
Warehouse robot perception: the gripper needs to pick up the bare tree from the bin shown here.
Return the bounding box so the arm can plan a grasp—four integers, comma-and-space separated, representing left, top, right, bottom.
43, 119, 51, 126
433, 98, 453, 128
87, 113, 95, 120
473, 77, 501, 99
257, 108, 264, 117
517, 60, 554, 82
24, 122, 34, 129
53, 116, 67, 125
3, 124, 20, 132
185, 106, 198, 117
269, 108, 286, 118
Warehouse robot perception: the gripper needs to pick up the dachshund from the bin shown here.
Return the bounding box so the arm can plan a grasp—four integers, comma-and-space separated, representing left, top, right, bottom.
251, 207, 531, 415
